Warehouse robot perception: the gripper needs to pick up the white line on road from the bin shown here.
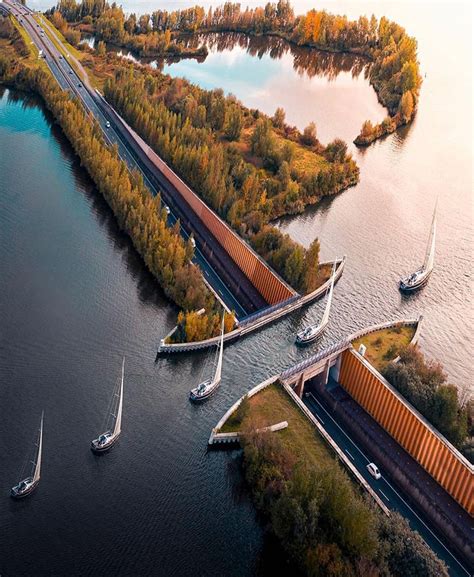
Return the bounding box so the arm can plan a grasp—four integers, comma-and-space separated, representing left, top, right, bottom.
379, 490, 390, 502
307, 394, 470, 576
345, 449, 355, 460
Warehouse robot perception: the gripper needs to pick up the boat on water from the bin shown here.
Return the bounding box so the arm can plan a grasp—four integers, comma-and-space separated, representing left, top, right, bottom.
190, 316, 224, 402
296, 262, 336, 345
399, 202, 437, 293
11, 412, 44, 499
91, 358, 124, 453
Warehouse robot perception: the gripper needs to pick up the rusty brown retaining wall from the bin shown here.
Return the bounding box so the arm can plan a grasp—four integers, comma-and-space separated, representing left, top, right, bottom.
338, 349, 473, 515
136, 130, 296, 306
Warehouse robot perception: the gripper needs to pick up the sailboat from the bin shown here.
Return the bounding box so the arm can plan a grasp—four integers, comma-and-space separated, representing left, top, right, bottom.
91, 357, 124, 453
296, 262, 336, 345
11, 412, 44, 499
399, 202, 437, 292
189, 316, 224, 402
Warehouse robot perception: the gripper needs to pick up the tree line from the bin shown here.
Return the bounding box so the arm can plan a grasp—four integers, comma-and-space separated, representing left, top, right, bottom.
51, 0, 421, 144
0, 40, 235, 343
69, 0, 420, 146
48, 0, 207, 58
383, 346, 472, 461
102, 65, 356, 292
239, 399, 448, 577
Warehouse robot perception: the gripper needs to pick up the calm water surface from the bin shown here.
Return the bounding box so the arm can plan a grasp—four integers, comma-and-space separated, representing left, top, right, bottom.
0, 0, 472, 575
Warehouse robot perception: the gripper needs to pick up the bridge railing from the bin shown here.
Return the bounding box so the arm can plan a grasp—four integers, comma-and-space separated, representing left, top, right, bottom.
281, 339, 350, 381
238, 294, 300, 327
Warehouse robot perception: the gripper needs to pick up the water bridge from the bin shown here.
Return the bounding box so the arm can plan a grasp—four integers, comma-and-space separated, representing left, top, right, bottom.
281, 335, 473, 518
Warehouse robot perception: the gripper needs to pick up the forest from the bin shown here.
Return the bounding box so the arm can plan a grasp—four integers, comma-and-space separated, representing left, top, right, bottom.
101, 64, 354, 293
240, 416, 448, 577
52, 0, 422, 145
46, 1, 207, 57
383, 346, 473, 461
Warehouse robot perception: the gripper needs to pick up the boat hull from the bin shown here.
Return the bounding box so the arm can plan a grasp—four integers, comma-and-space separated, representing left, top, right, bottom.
399, 269, 432, 293
189, 382, 220, 402
296, 323, 328, 346
91, 433, 120, 453
10, 478, 39, 499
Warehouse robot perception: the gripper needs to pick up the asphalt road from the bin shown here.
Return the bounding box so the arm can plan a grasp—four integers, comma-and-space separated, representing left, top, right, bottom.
304, 392, 472, 577
4, 0, 250, 318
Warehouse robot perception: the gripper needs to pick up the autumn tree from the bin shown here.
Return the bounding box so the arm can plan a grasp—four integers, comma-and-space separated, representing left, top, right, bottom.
301, 121, 318, 146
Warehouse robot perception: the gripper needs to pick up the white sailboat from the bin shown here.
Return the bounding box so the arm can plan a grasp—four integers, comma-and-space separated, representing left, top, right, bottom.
91, 357, 124, 453
296, 262, 336, 345
11, 412, 44, 499
399, 201, 437, 292
190, 316, 225, 402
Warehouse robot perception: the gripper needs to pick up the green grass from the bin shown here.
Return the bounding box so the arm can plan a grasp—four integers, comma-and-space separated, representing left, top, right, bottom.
219, 382, 333, 470
352, 325, 416, 371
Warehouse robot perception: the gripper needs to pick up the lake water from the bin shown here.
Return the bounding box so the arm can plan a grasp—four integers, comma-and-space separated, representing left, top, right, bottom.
0, 0, 472, 575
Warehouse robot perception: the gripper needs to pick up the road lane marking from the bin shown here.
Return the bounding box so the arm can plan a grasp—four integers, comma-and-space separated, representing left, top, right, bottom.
379, 490, 390, 502
308, 393, 370, 462
307, 396, 470, 576
345, 449, 354, 460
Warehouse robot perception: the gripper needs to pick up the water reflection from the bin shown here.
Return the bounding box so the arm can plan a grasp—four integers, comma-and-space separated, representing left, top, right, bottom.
179, 32, 370, 81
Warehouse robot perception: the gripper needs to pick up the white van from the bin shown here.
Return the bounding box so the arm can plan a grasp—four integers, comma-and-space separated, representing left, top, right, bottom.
366, 463, 381, 480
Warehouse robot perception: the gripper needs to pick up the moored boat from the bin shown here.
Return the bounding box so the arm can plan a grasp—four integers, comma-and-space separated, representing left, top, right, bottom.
11, 412, 44, 499
399, 202, 437, 292
296, 262, 336, 345
91, 358, 124, 453
190, 316, 225, 402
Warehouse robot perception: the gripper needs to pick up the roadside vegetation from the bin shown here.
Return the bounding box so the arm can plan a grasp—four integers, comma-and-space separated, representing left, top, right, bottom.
383, 346, 472, 460
351, 324, 415, 371
102, 66, 355, 292
221, 382, 448, 576
0, 20, 236, 342
52, 0, 421, 146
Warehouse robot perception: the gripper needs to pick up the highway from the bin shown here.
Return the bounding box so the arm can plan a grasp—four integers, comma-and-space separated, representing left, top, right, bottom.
304, 392, 472, 577
3, 0, 254, 318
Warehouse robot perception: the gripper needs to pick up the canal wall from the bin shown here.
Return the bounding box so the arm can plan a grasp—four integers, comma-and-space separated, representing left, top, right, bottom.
159, 257, 345, 353
320, 386, 474, 567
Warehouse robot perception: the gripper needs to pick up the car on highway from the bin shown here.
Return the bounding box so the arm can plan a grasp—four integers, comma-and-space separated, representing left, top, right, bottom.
69, 70, 73, 74
366, 463, 381, 480
190, 237, 196, 248
59, 55, 63, 59
105, 121, 111, 128
164, 206, 171, 215
78, 83, 82, 88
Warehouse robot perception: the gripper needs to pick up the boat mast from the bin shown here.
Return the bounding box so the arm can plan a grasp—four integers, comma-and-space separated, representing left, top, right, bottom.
423, 201, 437, 272
213, 315, 225, 385
320, 262, 336, 326
113, 357, 124, 437
32, 412, 44, 484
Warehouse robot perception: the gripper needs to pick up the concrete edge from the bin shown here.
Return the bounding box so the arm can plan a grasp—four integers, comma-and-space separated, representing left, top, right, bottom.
160, 257, 345, 353
281, 382, 391, 515
208, 375, 279, 444
211, 421, 288, 444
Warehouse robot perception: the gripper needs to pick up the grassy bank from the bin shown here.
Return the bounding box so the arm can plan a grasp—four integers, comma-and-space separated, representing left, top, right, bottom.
222, 380, 448, 576
352, 325, 416, 371
220, 384, 334, 473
